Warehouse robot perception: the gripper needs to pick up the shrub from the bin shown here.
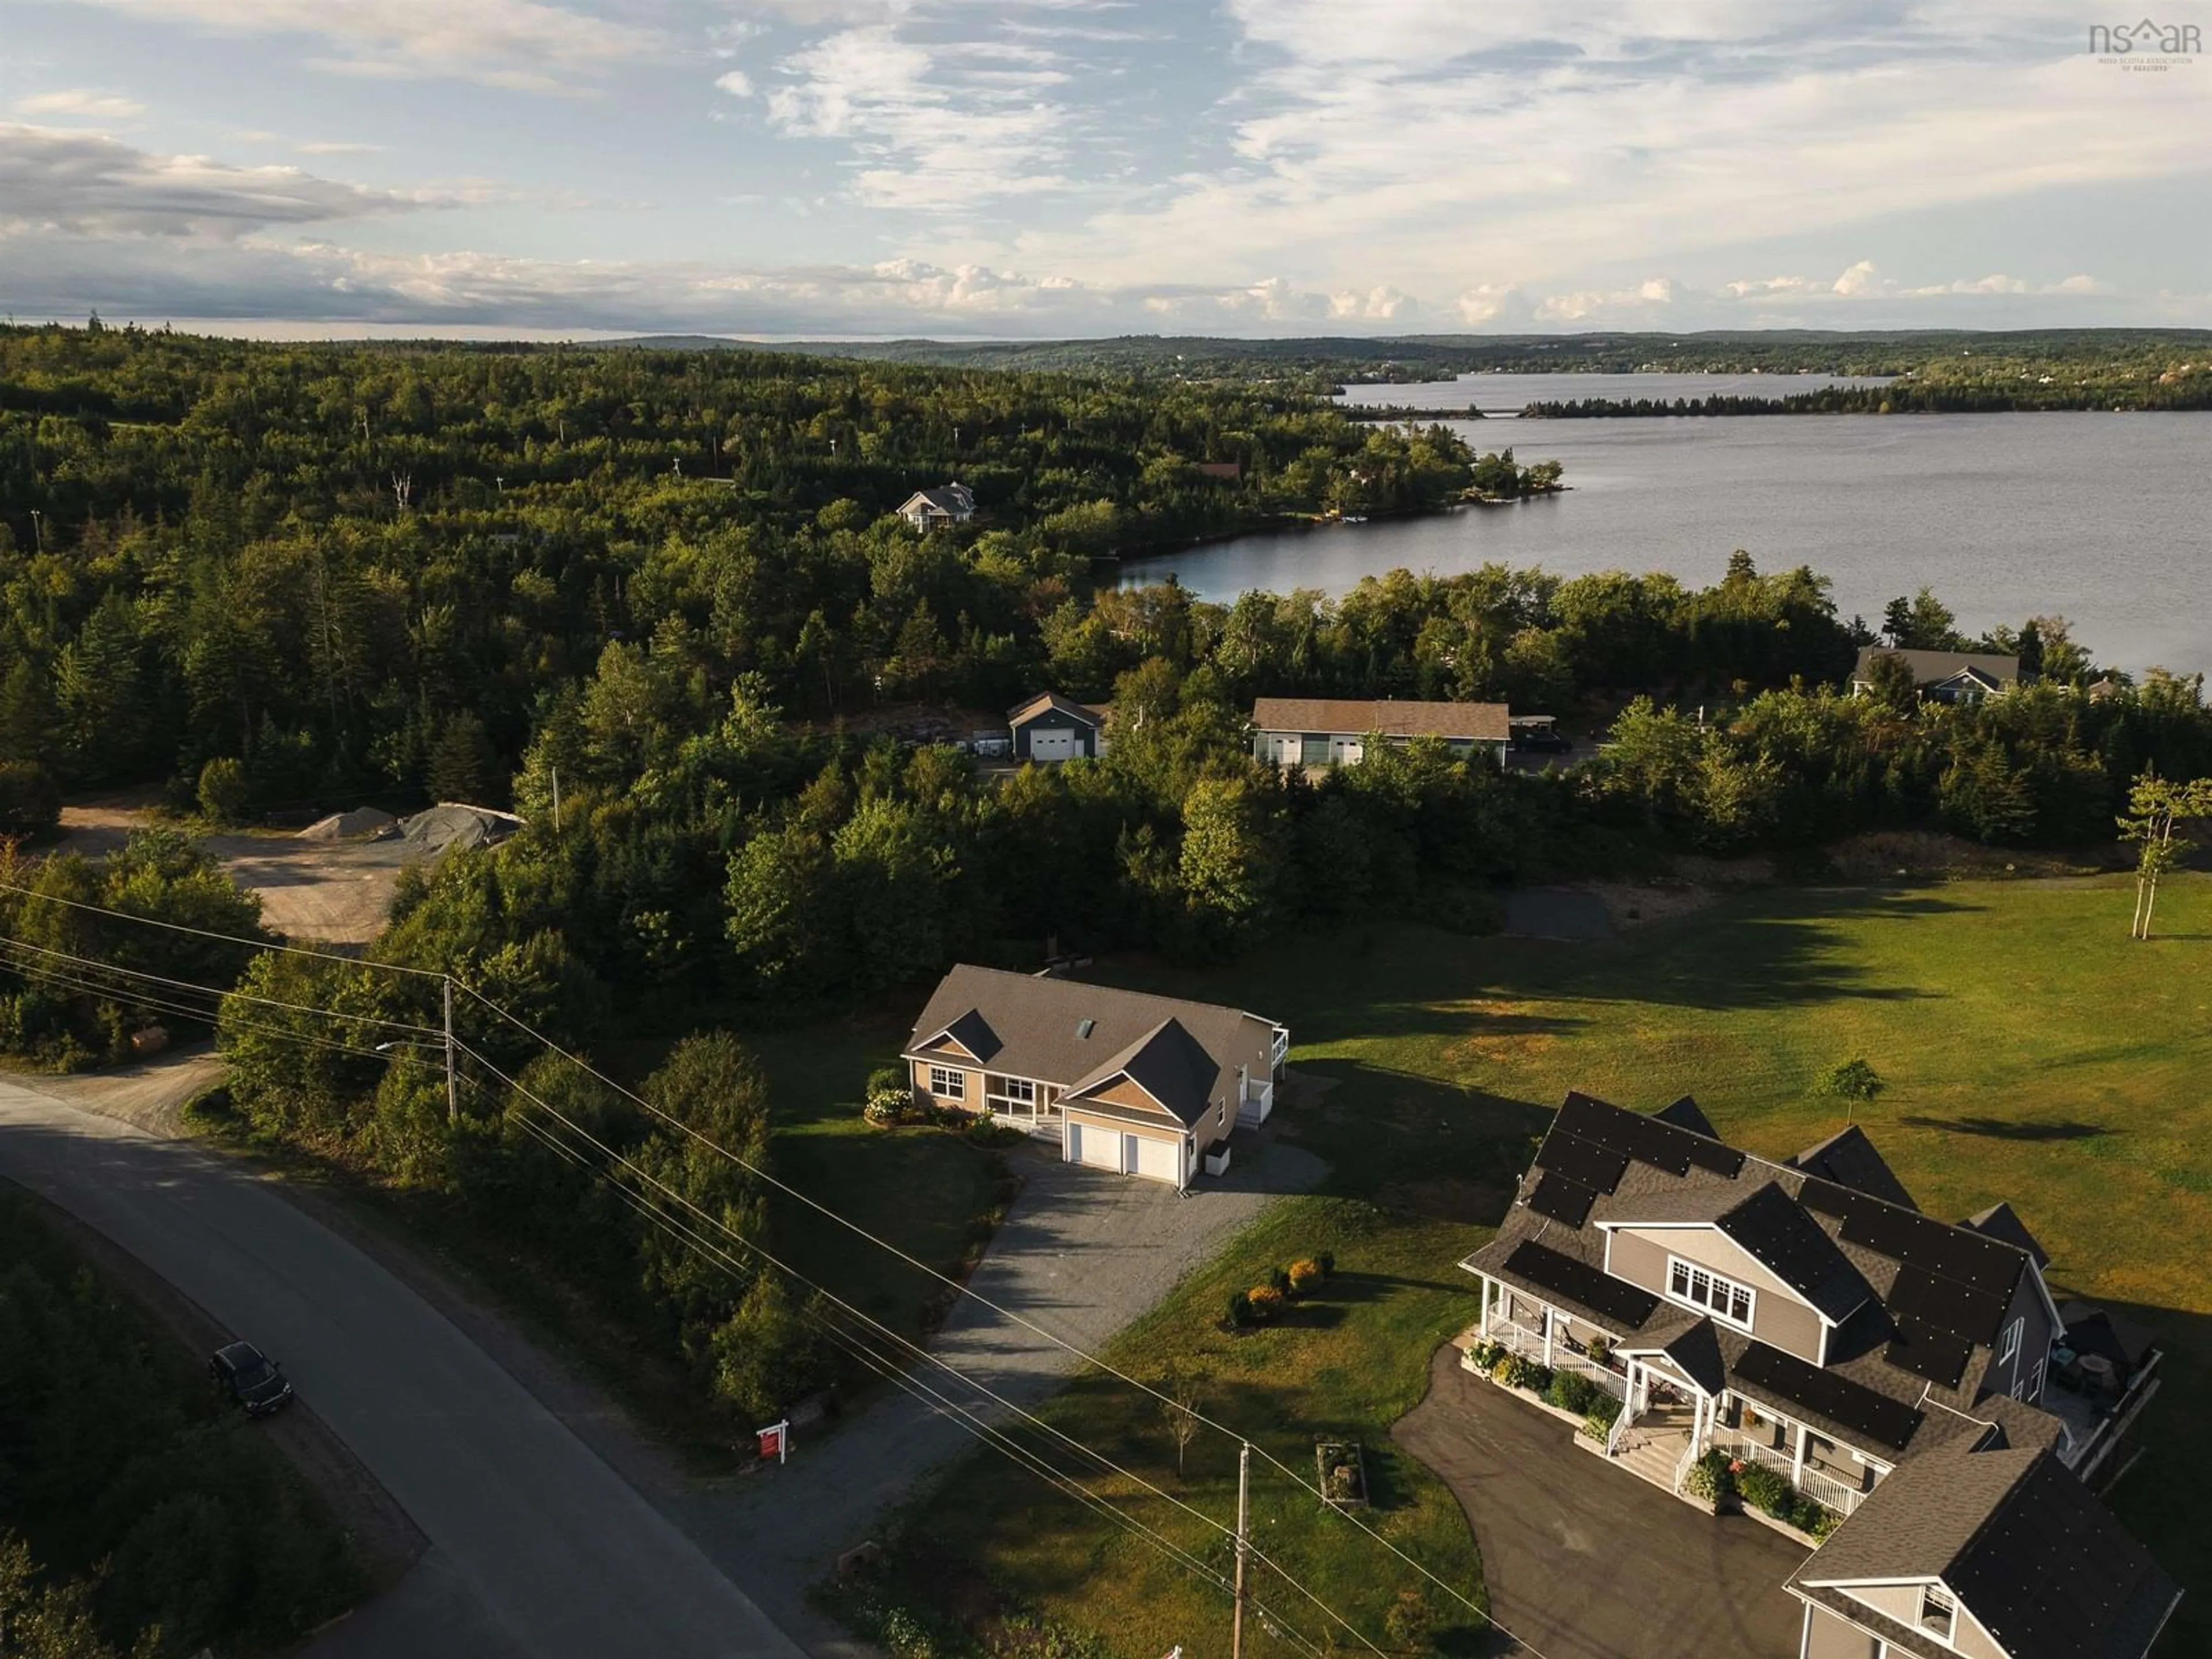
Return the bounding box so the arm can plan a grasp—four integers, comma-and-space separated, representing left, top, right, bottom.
1267, 1265, 1292, 1296
1577, 1410, 1614, 1442
1735, 1461, 1794, 1517
1316, 1251, 1335, 1276
1245, 1285, 1286, 1320
1227, 1290, 1255, 1328
196, 756, 251, 825
1497, 1355, 1552, 1393
1286, 1258, 1324, 1296
1467, 1340, 1505, 1372
1545, 1372, 1599, 1415
1683, 1449, 1736, 1508
1382, 1588, 1435, 1651
1582, 1391, 1621, 1429
1585, 1334, 1613, 1369
1803, 1503, 1843, 1542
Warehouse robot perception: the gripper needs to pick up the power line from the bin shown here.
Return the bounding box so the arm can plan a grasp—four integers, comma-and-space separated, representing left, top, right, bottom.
505, 1107, 1339, 1659
0, 903, 1533, 1652
0, 878, 446, 980
0, 935, 444, 1036
454, 982, 1498, 1633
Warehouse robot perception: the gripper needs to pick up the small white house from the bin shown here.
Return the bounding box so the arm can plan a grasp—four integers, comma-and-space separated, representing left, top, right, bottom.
897, 482, 976, 533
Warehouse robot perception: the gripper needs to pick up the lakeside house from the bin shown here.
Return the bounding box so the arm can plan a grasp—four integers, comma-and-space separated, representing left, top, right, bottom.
901, 965, 1288, 1187
1852, 647, 2021, 705
1249, 697, 1511, 768
1459, 1092, 2177, 1659
897, 482, 976, 533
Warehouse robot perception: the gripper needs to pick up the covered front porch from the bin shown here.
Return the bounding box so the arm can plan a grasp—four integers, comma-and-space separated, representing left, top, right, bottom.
1461, 1273, 1879, 1523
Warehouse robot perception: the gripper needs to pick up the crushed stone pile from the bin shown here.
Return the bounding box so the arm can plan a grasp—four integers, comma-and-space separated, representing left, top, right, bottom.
297, 806, 400, 840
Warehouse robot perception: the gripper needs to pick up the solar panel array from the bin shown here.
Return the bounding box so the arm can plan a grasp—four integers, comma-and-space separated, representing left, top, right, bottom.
1533, 1126, 1631, 1192
1950, 1453, 2171, 1659
1716, 1182, 1863, 1309
1884, 1316, 1974, 1388
1503, 1239, 1661, 1330
1732, 1340, 1925, 1453
1526, 1171, 1598, 1228
1800, 1176, 2025, 1349
1555, 1090, 1746, 1180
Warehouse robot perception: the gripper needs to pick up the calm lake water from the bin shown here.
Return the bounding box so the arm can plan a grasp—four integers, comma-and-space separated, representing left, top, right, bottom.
1121, 383, 2212, 675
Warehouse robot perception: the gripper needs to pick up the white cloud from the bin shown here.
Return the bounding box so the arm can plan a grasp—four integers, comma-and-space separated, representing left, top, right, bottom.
0, 124, 446, 238
715, 70, 755, 99
65, 0, 659, 93
1832, 259, 1884, 297
296, 141, 384, 155
16, 89, 146, 120
767, 24, 1074, 204
1533, 278, 1676, 321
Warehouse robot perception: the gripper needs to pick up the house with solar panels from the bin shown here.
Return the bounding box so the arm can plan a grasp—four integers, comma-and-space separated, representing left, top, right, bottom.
1460, 1092, 2179, 1659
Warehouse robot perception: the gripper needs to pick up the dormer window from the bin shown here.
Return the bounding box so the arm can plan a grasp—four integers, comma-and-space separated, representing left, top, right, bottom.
1667, 1255, 1754, 1331
1919, 1584, 1956, 1642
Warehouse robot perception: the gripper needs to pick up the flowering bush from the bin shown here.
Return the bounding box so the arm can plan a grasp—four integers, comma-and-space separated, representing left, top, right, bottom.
1245, 1285, 1286, 1320
1286, 1258, 1325, 1295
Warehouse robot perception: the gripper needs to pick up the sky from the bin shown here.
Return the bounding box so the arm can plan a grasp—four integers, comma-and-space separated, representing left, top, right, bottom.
3, 1, 2210, 339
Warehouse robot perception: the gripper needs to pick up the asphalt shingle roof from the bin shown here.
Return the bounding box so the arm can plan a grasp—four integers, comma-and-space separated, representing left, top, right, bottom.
906, 966, 1272, 1126
1248, 697, 1510, 743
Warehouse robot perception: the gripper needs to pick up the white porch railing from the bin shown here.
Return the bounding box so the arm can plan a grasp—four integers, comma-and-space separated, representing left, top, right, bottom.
1671, 1437, 1701, 1496
1478, 1317, 1628, 1402
1714, 1433, 1869, 1517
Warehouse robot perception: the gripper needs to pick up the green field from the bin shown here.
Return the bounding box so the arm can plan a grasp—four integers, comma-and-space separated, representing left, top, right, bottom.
879, 872, 2210, 1654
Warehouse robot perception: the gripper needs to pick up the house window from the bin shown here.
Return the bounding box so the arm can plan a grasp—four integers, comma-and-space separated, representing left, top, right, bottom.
998, 1078, 1036, 1104
2027, 1357, 2046, 1400
1667, 1255, 1755, 1331
929, 1066, 965, 1100
1998, 1318, 2022, 1365
1919, 1584, 1956, 1641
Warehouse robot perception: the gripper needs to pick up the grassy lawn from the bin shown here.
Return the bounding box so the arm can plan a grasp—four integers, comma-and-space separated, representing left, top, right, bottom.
736, 1009, 1009, 1344
884, 872, 2210, 1653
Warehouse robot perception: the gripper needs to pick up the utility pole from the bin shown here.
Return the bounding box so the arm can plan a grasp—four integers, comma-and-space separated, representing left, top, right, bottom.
28, 509, 41, 554
442, 976, 459, 1126
1232, 1440, 1250, 1659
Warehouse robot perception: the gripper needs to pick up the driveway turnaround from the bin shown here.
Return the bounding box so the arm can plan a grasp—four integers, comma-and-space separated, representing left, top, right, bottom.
678, 1136, 1327, 1649
0, 1075, 804, 1659
1393, 1347, 1806, 1659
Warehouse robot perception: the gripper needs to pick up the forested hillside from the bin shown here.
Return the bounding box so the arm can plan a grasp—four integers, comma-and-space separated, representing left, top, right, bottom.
5, 323, 2210, 1449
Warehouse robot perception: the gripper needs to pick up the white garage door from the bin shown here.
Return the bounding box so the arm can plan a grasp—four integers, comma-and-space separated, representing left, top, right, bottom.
1132, 1133, 1181, 1185
1028, 728, 1078, 761
1072, 1122, 1123, 1169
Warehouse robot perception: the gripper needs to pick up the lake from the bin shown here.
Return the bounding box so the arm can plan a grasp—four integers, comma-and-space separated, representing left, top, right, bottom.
1120, 387, 2212, 675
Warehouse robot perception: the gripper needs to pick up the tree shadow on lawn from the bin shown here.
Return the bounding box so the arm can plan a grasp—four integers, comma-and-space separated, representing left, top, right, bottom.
1899, 1115, 2114, 1141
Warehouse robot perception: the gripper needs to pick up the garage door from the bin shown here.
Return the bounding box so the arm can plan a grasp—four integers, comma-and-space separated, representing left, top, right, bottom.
1028, 728, 1078, 761
1131, 1133, 1181, 1185
1071, 1123, 1123, 1169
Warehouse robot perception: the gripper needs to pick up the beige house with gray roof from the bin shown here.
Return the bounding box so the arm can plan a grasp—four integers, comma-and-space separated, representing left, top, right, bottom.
902, 965, 1288, 1187
1250, 697, 1510, 768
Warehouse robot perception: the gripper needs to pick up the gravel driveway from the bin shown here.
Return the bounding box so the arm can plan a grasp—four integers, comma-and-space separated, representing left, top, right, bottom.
678, 1133, 1328, 1654
1394, 1347, 1806, 1659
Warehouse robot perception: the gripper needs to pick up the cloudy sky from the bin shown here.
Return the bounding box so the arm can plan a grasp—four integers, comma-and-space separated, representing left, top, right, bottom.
5, 1, 2209, 338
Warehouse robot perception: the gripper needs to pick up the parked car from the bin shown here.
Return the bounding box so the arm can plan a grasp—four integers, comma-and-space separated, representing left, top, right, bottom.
209, 1340, 294, 1416
1510, 719, 1574, 755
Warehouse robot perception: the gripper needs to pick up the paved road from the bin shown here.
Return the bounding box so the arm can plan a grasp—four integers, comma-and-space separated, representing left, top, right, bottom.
680, 1134, 1328, 1650
0, 1073, 805, 1659
1394, 1347, 1806, 1659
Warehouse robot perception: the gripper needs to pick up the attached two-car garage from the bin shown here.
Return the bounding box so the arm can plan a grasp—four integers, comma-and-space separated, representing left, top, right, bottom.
1069, 1119, 1184, 1186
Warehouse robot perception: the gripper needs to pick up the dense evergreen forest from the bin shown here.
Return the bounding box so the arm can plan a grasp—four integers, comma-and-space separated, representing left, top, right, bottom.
4, 322, 2210, 1452
626, 328, 2212, 405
